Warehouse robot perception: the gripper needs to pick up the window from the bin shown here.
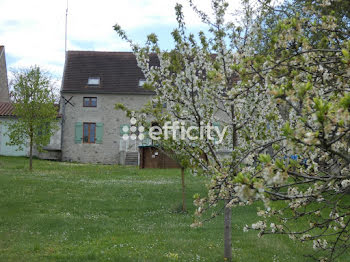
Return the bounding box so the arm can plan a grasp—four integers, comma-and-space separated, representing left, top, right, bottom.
87, 77, 100, 86
83, 123, 96, 143
75, 122, 103, 144
83, 97, 97, 107
138, 79, 146, 88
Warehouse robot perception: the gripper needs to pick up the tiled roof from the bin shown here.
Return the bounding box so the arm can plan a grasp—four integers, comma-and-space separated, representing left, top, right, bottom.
62, 51, 159, 94
0, 102, 14, 116
0, 102, 61, 117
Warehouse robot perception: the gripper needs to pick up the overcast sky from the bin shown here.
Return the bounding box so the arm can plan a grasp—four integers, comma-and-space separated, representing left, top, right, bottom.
0, 0, 243, 82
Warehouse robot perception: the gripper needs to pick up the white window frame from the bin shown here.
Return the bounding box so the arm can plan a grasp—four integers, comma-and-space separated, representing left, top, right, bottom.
138, 79, 146, 88
88, 77, 100, 86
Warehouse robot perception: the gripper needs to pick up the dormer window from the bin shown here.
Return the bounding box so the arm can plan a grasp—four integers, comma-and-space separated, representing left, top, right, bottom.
138, 79, 146, 88
88, 77, 100, 86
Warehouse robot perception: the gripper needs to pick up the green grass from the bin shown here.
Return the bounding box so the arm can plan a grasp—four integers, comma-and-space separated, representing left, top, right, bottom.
0, 156, 333, 261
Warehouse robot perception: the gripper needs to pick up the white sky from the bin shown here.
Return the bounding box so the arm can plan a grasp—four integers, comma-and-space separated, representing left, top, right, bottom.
0, 0, 244, 81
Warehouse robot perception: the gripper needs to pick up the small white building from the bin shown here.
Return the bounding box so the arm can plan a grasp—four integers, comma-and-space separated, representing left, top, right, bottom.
0, 46, 61, 159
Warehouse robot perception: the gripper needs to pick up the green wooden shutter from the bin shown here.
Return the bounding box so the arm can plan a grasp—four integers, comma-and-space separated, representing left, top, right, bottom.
75, 122, 83, 144
96, 123, 104, 144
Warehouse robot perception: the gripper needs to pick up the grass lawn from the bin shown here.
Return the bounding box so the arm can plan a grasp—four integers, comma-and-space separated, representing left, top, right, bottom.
0, 156, 339, 261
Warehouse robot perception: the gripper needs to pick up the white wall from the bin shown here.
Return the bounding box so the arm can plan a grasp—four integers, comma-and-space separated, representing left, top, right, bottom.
0, 118, 28, 156
0, 117, 62, 157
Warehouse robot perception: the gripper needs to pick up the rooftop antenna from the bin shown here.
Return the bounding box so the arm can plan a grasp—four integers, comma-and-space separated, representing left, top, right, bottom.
65, 0, 69, 54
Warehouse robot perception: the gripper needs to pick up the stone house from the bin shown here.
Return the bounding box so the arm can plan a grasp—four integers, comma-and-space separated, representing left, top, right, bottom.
60, 51, 156, 164
0, 48, 154, 164
1, 48, 228, 165
59, 50, 234, 166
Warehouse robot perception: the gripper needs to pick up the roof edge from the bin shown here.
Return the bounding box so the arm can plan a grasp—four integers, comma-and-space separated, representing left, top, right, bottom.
61, 90, 155, 95
67, 50, 135, 55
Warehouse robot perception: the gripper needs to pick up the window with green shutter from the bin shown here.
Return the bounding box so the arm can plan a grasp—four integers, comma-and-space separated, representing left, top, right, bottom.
75, 122, 83, 144
96, 123, 104, 144
83, 123, 96, 143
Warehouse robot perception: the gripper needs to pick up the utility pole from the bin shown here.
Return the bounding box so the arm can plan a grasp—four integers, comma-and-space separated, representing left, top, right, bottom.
65, 0, 69, 54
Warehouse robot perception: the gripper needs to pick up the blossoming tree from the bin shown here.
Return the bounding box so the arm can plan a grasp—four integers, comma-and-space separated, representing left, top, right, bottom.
115, 0, 281, 260
115, 0, 350, 260
240, 0, 350, 261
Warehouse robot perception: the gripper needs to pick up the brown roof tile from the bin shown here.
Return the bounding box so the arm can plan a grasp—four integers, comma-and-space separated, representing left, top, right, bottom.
62, 51, 158, 94
0, 102, 61, 117
0, 102, 14, 116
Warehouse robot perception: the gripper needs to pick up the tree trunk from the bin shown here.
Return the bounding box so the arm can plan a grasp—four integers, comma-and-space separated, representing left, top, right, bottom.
29, 136, 33, 171
224, 199, 232, 261
224, 104, 235, 261
181, 167, 186, 212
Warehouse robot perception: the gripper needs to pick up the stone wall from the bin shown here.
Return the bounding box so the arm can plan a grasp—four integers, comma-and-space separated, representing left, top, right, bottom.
60, 93, 152, 164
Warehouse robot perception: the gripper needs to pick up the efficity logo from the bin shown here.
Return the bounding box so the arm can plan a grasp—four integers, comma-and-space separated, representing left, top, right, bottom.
122, 117, 146, 141
122, 117, 228, 144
